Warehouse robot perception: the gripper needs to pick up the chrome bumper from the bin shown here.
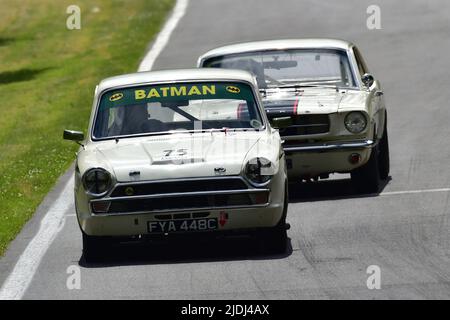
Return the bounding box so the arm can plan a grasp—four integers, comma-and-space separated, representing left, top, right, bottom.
283, 139, 377, 154
90, 189, 270, 216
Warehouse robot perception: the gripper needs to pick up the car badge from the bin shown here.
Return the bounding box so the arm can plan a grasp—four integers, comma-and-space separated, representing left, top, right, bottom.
129, 170, 140, 181
214, 167, 226, 175
124, 187, 135, 196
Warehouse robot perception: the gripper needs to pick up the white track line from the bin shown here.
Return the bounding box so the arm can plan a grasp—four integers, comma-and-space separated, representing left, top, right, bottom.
0, 178, 73, 300
138, 0, 189, 72
380, 188, 450, 196
0, 0, 189, 300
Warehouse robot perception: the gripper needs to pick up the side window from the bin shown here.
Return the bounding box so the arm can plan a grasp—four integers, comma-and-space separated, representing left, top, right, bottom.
353, 47, 369, 76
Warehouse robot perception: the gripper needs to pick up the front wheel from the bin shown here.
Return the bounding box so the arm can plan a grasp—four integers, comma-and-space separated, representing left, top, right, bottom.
351, 144, 381, 194
259, 182, 288, 254
261, 225, 288, 254
378, 121, 390, 180
82, 233, 110, 263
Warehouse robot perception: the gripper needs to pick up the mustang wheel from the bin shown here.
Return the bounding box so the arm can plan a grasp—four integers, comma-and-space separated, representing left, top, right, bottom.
378, 119, 390, 180
351, 138, 381, 194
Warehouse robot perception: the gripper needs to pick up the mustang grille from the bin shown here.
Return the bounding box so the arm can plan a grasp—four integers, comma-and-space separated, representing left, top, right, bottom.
271, 114, 330, 136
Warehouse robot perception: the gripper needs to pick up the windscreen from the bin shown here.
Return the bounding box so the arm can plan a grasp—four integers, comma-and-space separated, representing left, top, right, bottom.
203, 49, 356, 89
93, 82, 264, 139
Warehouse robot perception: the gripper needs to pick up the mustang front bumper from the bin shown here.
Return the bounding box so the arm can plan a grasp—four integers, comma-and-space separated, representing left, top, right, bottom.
283, 139, 376, 153
283, 139, 378, 178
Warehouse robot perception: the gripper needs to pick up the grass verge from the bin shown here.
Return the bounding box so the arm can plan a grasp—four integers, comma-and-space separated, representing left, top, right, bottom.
0, 0, 175, 256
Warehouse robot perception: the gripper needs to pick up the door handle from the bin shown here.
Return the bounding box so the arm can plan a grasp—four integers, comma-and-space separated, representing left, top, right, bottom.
375, 90, 384, 97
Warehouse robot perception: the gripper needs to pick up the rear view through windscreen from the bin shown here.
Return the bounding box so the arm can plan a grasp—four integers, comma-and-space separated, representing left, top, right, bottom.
202, 49, 356, 89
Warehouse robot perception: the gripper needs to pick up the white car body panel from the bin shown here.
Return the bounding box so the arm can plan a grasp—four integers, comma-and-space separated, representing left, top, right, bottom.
198, 39, 388, 179
71, 69, 287, 237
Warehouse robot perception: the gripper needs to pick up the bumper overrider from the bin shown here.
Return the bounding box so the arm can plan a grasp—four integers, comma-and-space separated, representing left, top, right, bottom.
76, 175, 285, 237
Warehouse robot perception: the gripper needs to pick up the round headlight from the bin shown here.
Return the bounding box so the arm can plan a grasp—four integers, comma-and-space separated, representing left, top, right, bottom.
344, 112, 367, 134
82, 168, 112, 196
245, 157, 273, 186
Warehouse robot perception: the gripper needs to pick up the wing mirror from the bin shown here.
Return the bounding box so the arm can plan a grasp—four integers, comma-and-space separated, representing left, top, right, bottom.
361, 73, 374, 88
271, 116, 292, 129
63, 129, 84, 143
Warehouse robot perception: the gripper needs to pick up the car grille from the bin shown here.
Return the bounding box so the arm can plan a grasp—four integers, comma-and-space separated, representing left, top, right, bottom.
96, 192, 268, 214
110, 177, 248, 197
91, 177, 269, 214
276, 114, 330, 137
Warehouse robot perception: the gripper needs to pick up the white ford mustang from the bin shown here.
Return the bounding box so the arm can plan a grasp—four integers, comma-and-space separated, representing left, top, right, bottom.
198, 39, 390, 193
64, 69, 288, 261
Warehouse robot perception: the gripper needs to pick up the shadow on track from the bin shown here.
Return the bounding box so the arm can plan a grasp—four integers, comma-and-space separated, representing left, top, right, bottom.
288, 176, 392, 203
79, 237, 292, 268
78, 176, 391, 268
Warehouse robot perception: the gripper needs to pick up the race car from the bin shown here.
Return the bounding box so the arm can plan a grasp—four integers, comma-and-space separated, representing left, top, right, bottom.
64, 68, 288, 261
198, 39, 390, 193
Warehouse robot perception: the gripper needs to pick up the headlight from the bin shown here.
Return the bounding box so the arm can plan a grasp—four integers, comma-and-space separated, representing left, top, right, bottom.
82, 168, 112, 196
244, 157, 274, 186
344, 111, 367, 134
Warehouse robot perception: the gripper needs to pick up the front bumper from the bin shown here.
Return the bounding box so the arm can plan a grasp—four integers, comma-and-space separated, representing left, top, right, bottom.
76, 173, 286, 237
78, 204, 284, 237
283, 139, 377, 177
283, 139, 377, 154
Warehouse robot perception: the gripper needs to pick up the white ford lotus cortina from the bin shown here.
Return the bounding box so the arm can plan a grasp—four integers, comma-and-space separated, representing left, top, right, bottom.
64, 68, 288, 261
198, 39, 390, 193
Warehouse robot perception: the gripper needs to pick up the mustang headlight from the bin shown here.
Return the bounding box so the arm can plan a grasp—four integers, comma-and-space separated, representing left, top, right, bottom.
244, 157, 275, 186
344, 111, 367, 134
82, 168, 112, 196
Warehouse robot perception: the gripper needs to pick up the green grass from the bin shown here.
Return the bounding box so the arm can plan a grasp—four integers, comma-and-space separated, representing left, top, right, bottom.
0, 0, 175, 256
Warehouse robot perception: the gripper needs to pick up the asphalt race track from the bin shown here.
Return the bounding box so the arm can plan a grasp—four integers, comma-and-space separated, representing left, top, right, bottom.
1, 0, 450, 299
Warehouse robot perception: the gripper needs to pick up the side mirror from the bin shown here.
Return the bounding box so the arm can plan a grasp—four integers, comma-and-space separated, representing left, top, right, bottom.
271, 116, 292, 129
63, 129, 84, 142
361, 73, 374, 88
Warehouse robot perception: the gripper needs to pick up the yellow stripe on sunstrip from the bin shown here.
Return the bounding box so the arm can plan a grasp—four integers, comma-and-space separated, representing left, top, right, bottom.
135, 85, 216, 100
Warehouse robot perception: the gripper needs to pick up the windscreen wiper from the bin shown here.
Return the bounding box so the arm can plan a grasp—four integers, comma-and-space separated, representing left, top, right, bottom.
189, 127, 262, 135
277, 83, 339, 90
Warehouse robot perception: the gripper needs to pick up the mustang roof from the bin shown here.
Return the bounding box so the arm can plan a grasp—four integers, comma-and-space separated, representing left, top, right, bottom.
198, 38, 354, 64
97, 68, 257, 92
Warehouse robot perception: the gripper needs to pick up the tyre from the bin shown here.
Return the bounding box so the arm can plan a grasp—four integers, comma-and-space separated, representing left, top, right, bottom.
351, 141, 380, 194
82, 233, 109, 263
259, 182, 288, 254
378, 119, 390, 180
262, 224, 288, 254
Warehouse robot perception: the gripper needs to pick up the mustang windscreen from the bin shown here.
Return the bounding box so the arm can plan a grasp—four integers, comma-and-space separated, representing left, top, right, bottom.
204, 49, 357, 89
93, 82, 263, 139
